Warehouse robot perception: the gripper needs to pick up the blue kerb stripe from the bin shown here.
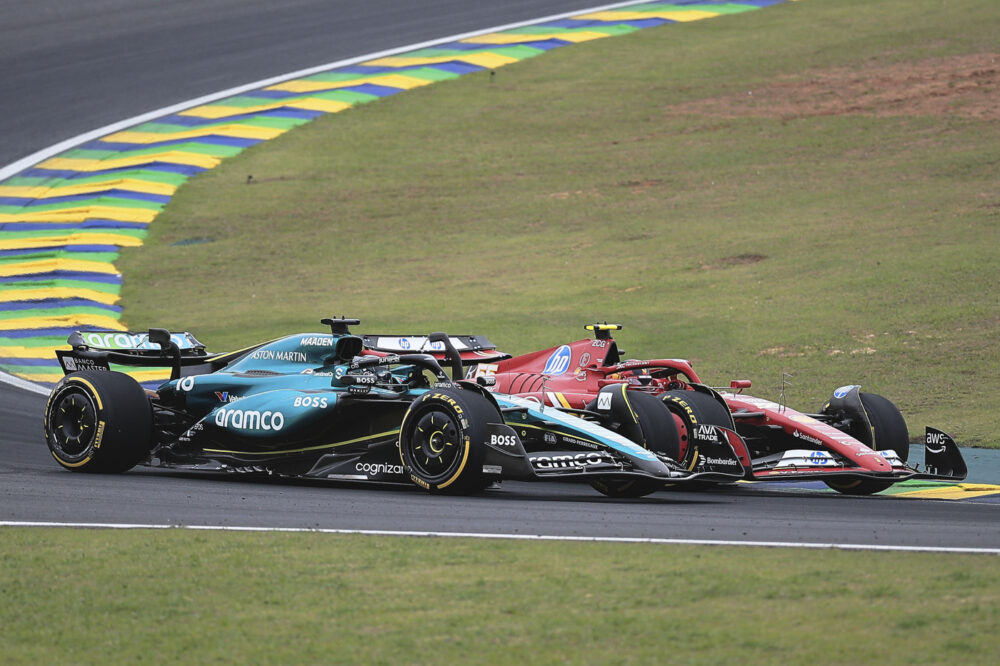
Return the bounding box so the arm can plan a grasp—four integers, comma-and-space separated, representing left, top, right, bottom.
0, 245, 122, 257
1, 192, 171, 206
0, 299, 122, 313
0, 271, 122, 284
0, 220, 148, 232
85, 136, 263, 152
16, 164, 208, 179
0, 358, 62, 367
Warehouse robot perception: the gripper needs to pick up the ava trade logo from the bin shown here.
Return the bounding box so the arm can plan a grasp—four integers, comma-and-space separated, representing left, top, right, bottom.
542, 345, 572, 375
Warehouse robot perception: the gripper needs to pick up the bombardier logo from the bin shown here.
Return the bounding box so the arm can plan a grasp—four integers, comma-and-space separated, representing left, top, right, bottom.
700, 456, 740, 467
214, 408, 285, 431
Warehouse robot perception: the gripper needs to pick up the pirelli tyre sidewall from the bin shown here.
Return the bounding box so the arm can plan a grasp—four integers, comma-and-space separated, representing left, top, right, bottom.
824, 392, 909, 496
589, 390, 680, 499
661, 389, 733, 468
44, 370, 153, 473
398, 388, 496, 495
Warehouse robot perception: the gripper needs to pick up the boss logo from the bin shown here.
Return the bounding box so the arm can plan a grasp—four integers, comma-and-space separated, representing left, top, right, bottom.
292, 396, 328, 408
489, 434, 518, 447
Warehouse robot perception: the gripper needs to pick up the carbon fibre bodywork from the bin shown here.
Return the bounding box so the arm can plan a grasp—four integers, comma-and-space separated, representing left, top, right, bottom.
44, 320, 744, 494
440, 324, 968, 494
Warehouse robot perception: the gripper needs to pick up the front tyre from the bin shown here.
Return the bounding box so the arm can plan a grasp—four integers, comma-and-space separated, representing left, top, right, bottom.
661, 389, 733, 468
824, 392, 909, 496
589, 390, 680, 498
44, 370, 153, 473
398, 389, 497, 494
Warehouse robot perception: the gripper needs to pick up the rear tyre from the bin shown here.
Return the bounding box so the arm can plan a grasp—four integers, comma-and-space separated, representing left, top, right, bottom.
398, 388, 497, 494
44, 370, 153, 473
824, 392, 909, 496
589, 391, 680, 498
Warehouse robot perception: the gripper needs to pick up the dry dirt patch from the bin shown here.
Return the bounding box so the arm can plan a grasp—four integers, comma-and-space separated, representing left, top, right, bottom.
669, 53, 999, 119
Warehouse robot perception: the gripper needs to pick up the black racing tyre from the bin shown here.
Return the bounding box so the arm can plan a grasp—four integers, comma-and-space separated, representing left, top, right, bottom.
589, 390, 681, 499
398, 388, 498, 495
44, 370, 153, 473
660, 389, 734, 468
824, 392, 909, 496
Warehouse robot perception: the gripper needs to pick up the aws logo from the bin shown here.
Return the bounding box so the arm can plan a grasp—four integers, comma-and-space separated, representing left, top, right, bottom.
542, 345, 572, 375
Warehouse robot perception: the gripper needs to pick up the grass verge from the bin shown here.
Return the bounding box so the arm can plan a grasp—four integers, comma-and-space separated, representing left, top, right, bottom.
2, 528, 998, 664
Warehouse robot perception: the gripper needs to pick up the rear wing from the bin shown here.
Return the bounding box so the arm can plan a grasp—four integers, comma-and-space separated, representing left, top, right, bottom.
361, 334, 510, 365
55, 329, 255, 378
67, 330, 206, 354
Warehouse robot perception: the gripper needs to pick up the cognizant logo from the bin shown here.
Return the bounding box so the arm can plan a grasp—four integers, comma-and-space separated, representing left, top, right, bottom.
356, 462, 404, 476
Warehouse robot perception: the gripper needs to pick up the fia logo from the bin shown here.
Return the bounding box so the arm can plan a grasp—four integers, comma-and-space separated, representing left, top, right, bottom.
542, 345, 572, 375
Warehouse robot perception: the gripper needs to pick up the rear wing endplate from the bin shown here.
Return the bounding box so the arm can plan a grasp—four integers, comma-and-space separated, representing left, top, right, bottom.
361, 334, 510, 364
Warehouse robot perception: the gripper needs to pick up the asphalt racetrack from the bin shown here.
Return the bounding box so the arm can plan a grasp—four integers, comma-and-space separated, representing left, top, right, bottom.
2, 1, 998, 551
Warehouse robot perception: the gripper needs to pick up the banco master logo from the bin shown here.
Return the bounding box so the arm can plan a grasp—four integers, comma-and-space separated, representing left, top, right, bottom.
542, 345, 572, 375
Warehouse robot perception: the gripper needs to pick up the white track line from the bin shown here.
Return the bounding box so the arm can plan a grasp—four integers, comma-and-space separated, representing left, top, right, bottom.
3, 521, 998, 554
0, 0, 655, 395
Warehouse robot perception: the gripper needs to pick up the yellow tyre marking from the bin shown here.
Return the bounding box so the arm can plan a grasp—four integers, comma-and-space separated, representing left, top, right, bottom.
438, 436, 471, 490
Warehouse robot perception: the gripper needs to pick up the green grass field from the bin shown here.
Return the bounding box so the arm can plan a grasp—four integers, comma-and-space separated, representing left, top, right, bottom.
118, 0, 1000, 447
2, 528, 998, 664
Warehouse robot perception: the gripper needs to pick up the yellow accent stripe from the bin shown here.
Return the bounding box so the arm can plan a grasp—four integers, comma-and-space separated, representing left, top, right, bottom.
268, 73, 435, 94
618, 384, 638, 423
0, 258, 120, 278
554, 392, 571, 409
181, 98, 351, 119
363, 52, 519, 69
37, 152, 222, 171
0, 179, 178, 199
51, 449, 93, 468
204, 429, 401, 456
687, 450, 699, 472
0, 287, 120, 306
438, 436, 471, 490
575, 10, 720, 22
895, 483, 1000, 500
0, 313, 125, 332
67, 376, 103, 410
103, 124, 286, 144
463, 31, 612, 45
0, 344, 70, 359
0, 205, 157, 224
0, 232, 144, 251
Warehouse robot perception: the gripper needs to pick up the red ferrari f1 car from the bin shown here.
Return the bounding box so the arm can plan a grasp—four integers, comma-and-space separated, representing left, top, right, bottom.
439, 324, 966, 495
